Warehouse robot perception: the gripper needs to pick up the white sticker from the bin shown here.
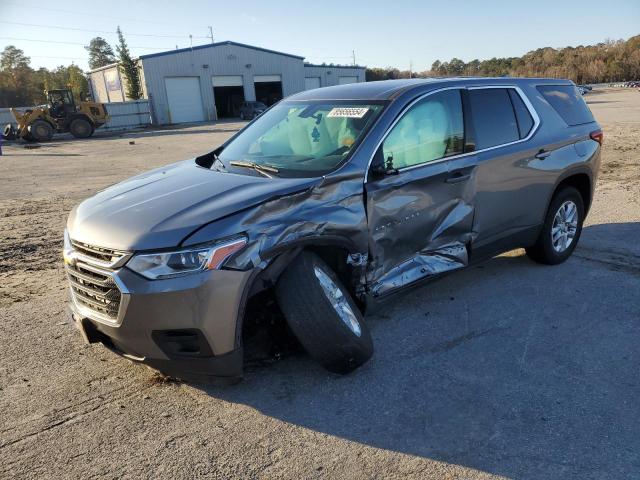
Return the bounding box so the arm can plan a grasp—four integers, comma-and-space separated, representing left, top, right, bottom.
327, 107, 369, 118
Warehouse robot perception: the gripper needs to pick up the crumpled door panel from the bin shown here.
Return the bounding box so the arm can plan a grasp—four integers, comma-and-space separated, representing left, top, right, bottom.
370, 241, 468, 296
365, 162, 477, 297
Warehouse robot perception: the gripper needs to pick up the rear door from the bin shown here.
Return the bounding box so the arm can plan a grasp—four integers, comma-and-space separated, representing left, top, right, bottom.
365, 88, 478, 297
466, 86, 542, 251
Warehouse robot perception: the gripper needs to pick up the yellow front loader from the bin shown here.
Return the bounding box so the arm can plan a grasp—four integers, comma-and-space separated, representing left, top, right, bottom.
3, 89, 109, 142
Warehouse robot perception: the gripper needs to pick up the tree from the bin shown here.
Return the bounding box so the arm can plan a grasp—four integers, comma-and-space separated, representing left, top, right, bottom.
0, 45, 90, 107
85, 37, 116, 70
115, 26, 142, 100
0, 45, 36, 106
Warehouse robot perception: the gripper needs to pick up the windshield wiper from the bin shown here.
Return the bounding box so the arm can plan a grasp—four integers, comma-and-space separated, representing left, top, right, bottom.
230, 160, 279, 178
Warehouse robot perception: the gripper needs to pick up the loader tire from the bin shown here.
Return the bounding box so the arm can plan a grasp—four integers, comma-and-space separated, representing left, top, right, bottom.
28, 120, 54, 142
69, 118, 93, 138
3, 124, 16, 141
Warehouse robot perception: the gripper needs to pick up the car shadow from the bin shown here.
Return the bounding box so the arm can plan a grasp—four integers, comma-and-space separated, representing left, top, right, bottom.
194, 222, 640, 479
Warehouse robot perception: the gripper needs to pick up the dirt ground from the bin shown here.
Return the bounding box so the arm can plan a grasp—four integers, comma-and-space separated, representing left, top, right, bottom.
0, 89, 638, 479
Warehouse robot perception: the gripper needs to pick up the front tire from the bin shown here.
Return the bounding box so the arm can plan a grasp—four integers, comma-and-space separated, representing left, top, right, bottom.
275, 252, 373, 374
526, 186, 584, 265
28, 120, 54, 142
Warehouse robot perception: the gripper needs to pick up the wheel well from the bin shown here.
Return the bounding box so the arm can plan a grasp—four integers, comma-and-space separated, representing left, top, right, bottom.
555, 173, 592, 213
240, 244, 359, 357
66, 114, 94, 128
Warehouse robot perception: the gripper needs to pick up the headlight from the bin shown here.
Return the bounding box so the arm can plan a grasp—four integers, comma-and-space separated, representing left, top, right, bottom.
126, 237, 247, 280
63, 229, 73, 265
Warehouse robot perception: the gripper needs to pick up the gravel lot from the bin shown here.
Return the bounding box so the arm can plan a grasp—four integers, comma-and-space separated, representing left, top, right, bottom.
1, 88, 639, 479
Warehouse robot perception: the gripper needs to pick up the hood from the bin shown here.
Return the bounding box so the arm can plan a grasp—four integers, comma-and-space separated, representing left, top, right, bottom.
67, 160, 319, 250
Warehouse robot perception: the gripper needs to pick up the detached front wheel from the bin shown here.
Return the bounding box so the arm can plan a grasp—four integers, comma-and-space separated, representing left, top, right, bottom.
276, 251, 373, 374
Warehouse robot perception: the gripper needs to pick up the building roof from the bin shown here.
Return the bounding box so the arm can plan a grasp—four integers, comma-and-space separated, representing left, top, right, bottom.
87, 62, 120, 74
304, 63, 366, 70
139, 40, 305, 61
288, 77, 574, 101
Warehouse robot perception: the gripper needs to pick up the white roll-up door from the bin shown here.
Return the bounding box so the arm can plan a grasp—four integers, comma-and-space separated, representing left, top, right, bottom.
212, 75, 244, 87
305, 77, 321, 90
164, 77, 205, 124
254, 75, 282, 83
338, 76, 359, 85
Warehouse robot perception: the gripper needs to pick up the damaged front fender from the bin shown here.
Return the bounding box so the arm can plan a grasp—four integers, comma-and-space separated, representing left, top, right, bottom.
181, 171, 370, 287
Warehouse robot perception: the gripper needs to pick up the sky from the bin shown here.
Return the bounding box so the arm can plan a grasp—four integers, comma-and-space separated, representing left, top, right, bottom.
1, 0, 639, 72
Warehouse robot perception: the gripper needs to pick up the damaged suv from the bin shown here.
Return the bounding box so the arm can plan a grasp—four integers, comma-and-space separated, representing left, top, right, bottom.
65, 78, 602, 381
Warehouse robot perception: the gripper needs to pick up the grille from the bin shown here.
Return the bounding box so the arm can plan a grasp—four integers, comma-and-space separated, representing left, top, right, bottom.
66, 240, 131, 322
66, 262, 122, 320
70, 240, 129, 267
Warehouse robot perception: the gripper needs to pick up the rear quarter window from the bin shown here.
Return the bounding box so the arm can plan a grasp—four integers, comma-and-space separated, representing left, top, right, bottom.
508, 89, 534, 138
536, 85, 595, 126
468, 88, 520, 149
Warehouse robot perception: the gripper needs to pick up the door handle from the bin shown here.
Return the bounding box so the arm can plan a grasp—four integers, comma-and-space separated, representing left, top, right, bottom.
535, 149, 552, 160
445, 172, 471, 184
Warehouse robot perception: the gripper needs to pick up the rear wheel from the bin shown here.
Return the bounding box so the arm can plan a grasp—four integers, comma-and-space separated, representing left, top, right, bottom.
275, 251, 373, 374
526, 186, 584, 265
28, 120, 54, 142
69, 118, 93, 138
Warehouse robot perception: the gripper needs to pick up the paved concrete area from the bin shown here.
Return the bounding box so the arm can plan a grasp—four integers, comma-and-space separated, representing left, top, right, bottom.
0, 90, 638, 479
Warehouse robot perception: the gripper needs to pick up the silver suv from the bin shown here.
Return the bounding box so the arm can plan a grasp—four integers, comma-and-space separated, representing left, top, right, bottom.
65, 78, 602, 382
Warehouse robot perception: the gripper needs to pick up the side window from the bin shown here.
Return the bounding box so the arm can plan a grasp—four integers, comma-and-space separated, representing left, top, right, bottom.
508, 89, 534, 138
468, 88, 519, 149
382, 90, 463, 169
536, 85, 595, 126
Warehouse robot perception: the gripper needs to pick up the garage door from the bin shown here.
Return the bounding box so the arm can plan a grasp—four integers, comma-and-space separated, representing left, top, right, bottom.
338, 76, 358, 85
164, 77, 205, 124
254, 75, 281, 83
212, 75, 243, 87
305, 77, 321, 90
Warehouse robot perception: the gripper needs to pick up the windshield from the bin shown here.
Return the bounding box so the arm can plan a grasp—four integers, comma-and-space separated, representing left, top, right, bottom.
219, 101, 385, 177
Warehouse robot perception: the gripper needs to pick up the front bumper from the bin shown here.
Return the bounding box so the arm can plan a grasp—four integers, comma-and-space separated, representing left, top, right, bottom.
69, 266, 255, 381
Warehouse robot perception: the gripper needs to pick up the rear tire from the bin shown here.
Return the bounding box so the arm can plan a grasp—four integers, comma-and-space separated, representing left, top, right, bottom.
69, 118, 93, 138
275, 251, 373, 374
526, 186, 584, 265
28, 120, 54, 142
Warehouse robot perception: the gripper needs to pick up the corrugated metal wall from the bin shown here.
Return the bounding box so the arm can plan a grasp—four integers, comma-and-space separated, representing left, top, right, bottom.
140, 43, 306, 124
0, 101, 150, 131
303, 65, 366, 89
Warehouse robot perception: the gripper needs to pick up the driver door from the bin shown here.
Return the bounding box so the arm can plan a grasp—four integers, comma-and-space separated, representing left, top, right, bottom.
365, 88, 478, 297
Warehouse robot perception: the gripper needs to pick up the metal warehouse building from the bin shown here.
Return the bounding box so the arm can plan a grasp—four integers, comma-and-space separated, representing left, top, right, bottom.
88, 41, 366, 125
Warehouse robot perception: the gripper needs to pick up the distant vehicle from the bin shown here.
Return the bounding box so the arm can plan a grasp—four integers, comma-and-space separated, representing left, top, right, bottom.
3, 89, 109, 142
578, 86, 587, 95
239, 101, 267, 120
65, 78, 602, 382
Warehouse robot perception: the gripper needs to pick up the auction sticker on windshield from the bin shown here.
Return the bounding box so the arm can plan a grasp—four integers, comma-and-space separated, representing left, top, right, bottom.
327, 107, 369, 118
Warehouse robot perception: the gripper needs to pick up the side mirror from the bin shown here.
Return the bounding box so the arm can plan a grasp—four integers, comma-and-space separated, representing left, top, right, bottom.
369, 150, 398, 179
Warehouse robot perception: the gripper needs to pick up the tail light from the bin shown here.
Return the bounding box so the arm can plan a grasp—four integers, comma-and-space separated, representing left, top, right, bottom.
590, 129, 604, 145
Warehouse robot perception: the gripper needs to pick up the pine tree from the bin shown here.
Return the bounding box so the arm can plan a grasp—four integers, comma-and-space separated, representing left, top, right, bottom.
115, 27, 142, 100
85, 37, 116, 70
